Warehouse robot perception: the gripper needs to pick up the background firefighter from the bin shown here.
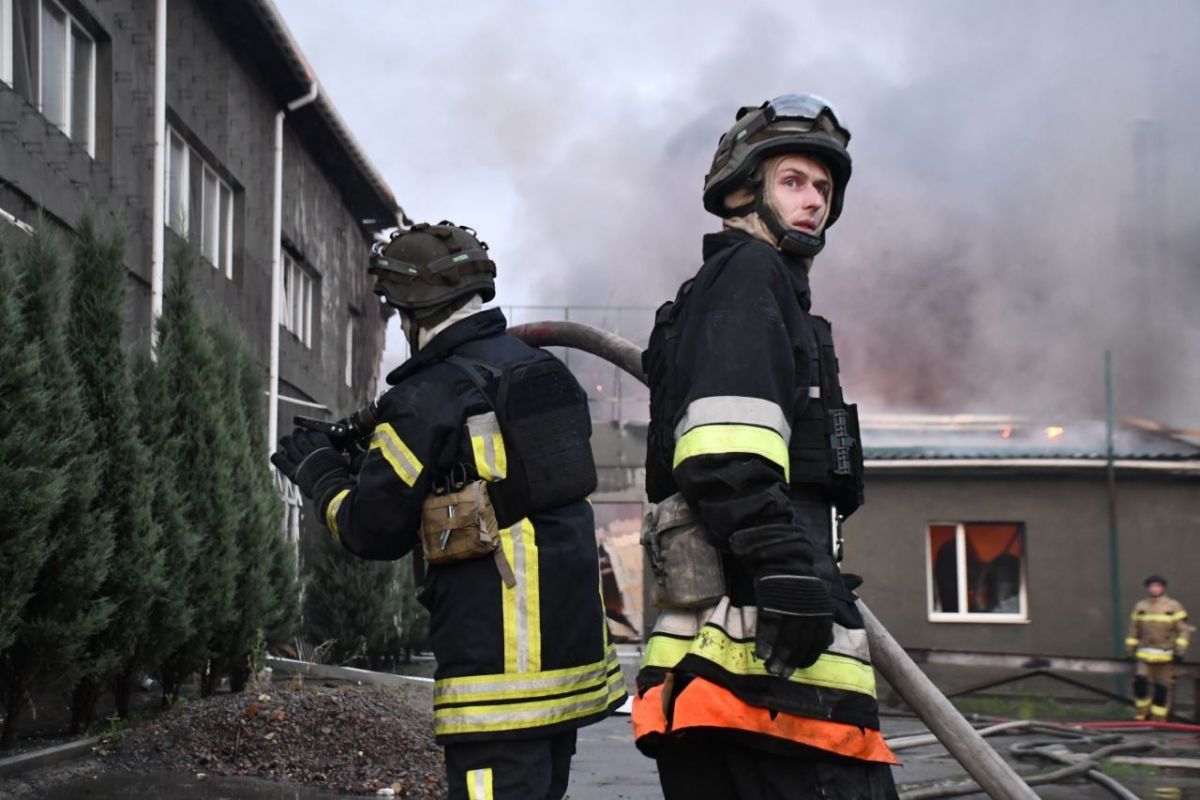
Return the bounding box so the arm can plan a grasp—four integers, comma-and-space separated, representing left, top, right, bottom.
633, 94, 899, 798
273, 222, 625, 800
1126, 573, 1191, 721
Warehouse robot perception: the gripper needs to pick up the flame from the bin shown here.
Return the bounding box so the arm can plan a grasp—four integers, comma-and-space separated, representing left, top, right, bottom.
1044, 425, 1065, 440
1000, 426, 1013, 439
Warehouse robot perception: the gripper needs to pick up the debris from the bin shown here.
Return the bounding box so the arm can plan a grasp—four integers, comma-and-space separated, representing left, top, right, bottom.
102, 685, 445, 798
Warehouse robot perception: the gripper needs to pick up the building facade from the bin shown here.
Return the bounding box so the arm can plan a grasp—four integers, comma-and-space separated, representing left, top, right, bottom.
0, 0, 397, 457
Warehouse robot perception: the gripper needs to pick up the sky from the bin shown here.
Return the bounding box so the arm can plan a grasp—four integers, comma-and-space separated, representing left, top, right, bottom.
274, 0, 1200, 428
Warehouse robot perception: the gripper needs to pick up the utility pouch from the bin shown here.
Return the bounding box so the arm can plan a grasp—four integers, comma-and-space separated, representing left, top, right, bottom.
641, 493, 725, 610
420, 480, 516, 588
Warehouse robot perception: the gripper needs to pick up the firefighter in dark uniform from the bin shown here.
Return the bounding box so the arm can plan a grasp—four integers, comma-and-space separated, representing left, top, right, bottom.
273, 222, 625, 800
633, 95, 899, 798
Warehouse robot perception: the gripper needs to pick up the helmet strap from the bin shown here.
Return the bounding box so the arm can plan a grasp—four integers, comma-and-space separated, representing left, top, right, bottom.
753, 184, 825, 260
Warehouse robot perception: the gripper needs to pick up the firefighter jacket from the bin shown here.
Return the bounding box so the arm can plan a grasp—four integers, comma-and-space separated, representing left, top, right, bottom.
318, 309, 626, 744
633, 230, 894, 764
1126, 595, 1191, 663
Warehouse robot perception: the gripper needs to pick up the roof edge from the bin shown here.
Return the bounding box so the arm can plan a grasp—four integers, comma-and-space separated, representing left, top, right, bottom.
252, 0, 401, 229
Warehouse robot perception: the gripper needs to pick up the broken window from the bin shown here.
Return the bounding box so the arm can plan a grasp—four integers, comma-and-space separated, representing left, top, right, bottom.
928, 522, 1027, 622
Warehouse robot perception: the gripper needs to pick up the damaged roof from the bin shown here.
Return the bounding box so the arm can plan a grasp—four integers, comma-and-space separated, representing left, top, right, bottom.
860, 414, 1200, 462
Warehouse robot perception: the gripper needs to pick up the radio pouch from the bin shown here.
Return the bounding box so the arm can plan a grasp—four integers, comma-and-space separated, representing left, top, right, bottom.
420, 480, 516, 588
641, 493, 725, 609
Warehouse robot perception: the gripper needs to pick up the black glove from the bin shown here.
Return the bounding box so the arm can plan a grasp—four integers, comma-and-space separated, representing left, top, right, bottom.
730, 524, 834, 678
754, 574, 833, 677
271, 428, 351, 504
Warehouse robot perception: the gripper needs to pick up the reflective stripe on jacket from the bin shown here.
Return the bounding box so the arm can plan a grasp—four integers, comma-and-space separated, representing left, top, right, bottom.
1127, 595, 1191, 662
320, 309, 626, 743
633, 677, 898, 764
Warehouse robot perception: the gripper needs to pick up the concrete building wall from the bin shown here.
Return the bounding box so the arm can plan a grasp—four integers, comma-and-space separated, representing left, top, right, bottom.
1, 0, 388, 420
847, 469, 1200, 658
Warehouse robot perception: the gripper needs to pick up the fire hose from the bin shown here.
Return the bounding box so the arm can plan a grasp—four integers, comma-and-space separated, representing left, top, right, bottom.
509, 319, 1040, 800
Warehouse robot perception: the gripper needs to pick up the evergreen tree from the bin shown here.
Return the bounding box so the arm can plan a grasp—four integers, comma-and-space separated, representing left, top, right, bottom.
154, 247, 240, 698
302, 525, 402, 669
0, 243, 62, 681
210, 323, 276, 692
66, 217, 166, 730
234, 343, 298, 651
395, 555, 430, 663
0, 229, 111, 744
132, 347, 198, 707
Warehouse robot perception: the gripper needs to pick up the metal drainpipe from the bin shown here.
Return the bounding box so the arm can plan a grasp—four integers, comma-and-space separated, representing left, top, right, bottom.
149, 0, 167, 356
267, 79, 319, 455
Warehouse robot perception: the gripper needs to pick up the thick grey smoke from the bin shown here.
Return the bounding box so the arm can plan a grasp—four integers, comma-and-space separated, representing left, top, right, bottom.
277, 0, 1200, 427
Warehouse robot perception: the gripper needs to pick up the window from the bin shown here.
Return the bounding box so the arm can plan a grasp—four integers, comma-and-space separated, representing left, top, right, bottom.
2, 0, 13, 85
9, 0, 94, 154
165, 130, 189, 233
281, 251, 314, 348
165, 125, 234, 277
927, 522, 1027, 622
344, 314, 356, 387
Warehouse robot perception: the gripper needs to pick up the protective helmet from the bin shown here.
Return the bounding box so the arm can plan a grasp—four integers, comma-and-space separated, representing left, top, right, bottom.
1144, 574, 1168, 586
703, 94, 852, 258
368, 221, 496, 319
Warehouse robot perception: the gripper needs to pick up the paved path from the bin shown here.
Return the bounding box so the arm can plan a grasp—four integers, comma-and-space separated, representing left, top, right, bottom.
566, 712, 660, 800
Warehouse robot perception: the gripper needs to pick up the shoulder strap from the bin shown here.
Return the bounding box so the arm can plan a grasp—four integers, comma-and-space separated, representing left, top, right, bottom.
444, 354, 503, 413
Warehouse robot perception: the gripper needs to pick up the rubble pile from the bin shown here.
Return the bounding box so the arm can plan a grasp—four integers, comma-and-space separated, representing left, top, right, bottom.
103, 684, 446, 797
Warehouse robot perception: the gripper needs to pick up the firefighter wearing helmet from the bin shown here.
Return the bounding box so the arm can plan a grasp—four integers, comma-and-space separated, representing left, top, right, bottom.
634, 96, 899, 797
1126, 574, 1191, 721
273, 222, 625, 799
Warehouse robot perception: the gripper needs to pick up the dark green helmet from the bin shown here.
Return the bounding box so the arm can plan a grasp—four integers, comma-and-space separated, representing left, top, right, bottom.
703, 94, 852, 230
368, 221, 496, 318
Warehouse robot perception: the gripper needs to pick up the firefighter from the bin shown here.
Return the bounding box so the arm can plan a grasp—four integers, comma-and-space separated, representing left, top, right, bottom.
1126, 574, 1190, 721
272, 222, 625, 800
634, 95, 899, 798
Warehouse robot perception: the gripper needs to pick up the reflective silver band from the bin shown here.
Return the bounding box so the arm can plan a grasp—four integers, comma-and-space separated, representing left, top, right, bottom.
650, 596, 871, 663
674, 395, 792, 442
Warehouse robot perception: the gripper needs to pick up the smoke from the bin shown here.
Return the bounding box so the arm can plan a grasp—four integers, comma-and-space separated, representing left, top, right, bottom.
278, 0, 1200, 426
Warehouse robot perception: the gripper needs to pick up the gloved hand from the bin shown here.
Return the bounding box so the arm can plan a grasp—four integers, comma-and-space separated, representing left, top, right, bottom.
729, 524, 834, 678
754, 574, 833, 677
271, 428, 351, 503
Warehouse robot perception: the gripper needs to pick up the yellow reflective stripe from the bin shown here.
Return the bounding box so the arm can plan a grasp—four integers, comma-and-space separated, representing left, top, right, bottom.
673, 424, 789, 480
435, 652, 619, 705
470, 432, 508, 482
1136, 649, 1174, 663
500, 519, 540, 673
434, 676, 620, 736
1125, 638, 1141, 646
369, 423, 423, 486
643, 627, 877, 697
1175, 638, 1189, 648
466, 768, 493, 800
1135, 612, 1188, 622
324, 489, 350, 542
1135, 697, 1153, 708
1150, 705, 1169, 717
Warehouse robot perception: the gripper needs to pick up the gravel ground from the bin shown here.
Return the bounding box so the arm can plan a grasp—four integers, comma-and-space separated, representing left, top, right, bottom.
81, 683, 445, 798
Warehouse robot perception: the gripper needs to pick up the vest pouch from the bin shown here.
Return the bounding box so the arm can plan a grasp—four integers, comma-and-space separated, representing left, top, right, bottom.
641, 493, 725, 610
420, 481, 516, 587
